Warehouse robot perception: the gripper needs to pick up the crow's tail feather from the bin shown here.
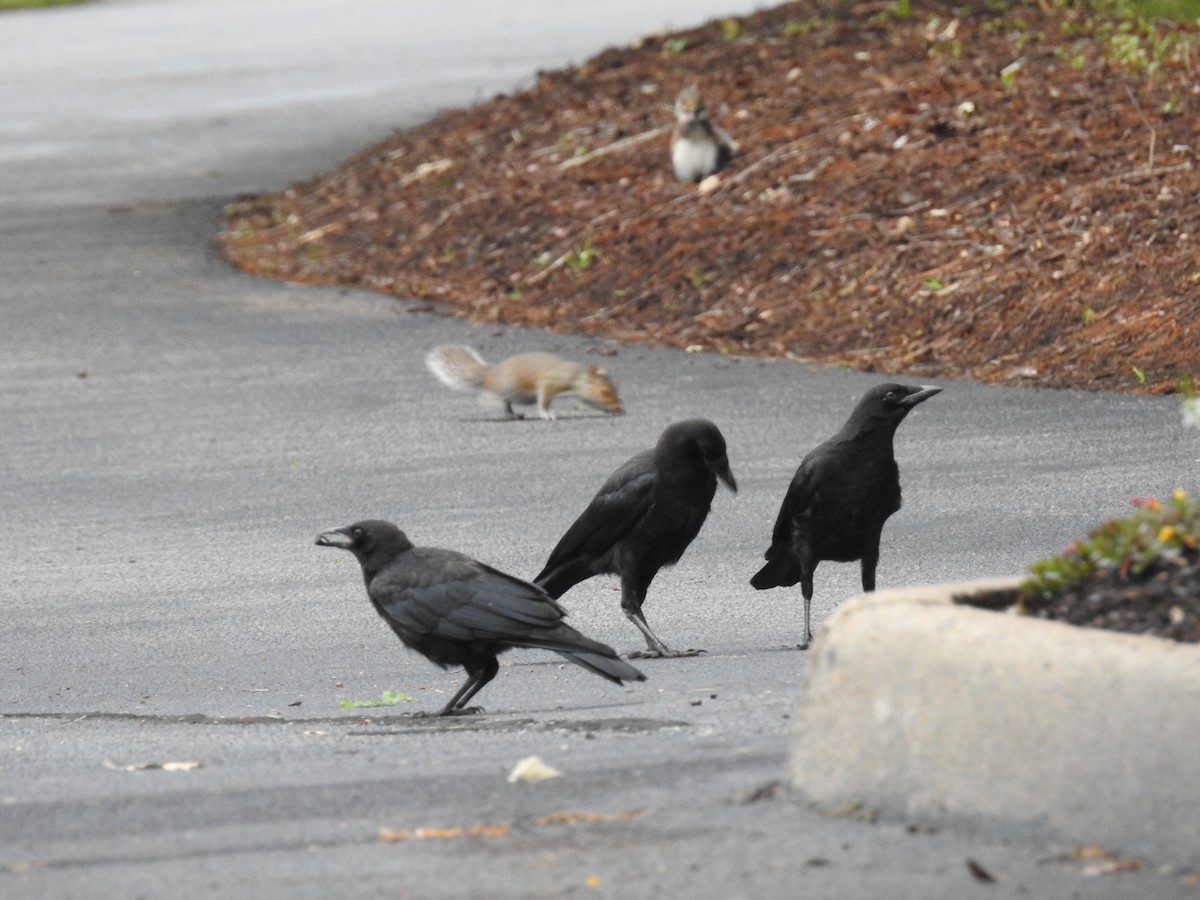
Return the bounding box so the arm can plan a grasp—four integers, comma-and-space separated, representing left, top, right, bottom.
533, 561, 593, 600
559, 650, 646, 684
750, 551, 801, 590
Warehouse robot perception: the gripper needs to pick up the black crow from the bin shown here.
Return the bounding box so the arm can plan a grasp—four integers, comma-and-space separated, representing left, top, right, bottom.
751, 383, 941, 649
316, 520, 645, 716
534, 418, 737, 659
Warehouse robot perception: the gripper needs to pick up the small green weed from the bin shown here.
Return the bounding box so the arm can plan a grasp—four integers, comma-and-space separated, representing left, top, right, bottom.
339, 690, 413, 709
999, 59, 1023, 90
564, 240, 600, 274
719, 18, 743, 41
785, 16, 828, 35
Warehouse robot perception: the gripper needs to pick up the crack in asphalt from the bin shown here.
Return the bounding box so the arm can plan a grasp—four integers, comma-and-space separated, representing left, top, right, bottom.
0, 711, 689, 734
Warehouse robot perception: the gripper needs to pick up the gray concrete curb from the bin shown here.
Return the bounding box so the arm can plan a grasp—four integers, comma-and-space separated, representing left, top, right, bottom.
789, 579, 1200, 867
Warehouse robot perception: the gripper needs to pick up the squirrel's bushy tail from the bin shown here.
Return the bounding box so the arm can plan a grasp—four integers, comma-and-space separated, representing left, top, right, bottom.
425, 345, 488, 390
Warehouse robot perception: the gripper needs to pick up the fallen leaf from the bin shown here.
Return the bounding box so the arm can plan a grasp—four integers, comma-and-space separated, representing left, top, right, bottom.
378, 823, 509, 842
822, 798, 877, 822
339, 689, 412, 709
743, 781, 781, 803
586, 875, 602, 888
161, 760, 202, 772
1070, 846, 1116, 861
102, 759, 202, 772
966, 858, 996, 882
537, 809, 649, 826
1081, 857, 1141, 876
507, 755, 562, 783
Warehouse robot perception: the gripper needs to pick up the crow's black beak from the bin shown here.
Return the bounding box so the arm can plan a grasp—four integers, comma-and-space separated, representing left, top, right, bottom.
315, 528, 353, 549
902, 385, 942, 407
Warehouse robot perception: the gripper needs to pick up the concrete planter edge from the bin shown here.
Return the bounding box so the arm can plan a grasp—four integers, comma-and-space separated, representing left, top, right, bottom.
789, 578, 1200, 867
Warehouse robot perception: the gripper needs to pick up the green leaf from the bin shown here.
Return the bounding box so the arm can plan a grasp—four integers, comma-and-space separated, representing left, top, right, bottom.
339, 690, 413, 709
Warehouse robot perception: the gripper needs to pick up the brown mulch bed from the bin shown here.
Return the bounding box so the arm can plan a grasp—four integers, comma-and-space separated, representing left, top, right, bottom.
964, 551, 1200, 643
218, 0, 1200, 642
220, 0, 1200, 394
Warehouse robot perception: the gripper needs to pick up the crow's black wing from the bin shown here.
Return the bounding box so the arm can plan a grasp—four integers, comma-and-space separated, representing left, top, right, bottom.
763, 449, 826, 559
369, 547, 597, 647
536, 449, 656, 577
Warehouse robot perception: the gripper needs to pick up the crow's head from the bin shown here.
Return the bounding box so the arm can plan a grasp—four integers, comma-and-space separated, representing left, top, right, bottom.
659, 418, 738, 493
853, 383, 942, 430
316, 519, 413, 575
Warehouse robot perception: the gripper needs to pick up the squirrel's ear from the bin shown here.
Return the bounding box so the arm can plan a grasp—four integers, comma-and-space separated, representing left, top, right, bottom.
589, 365, 607, 376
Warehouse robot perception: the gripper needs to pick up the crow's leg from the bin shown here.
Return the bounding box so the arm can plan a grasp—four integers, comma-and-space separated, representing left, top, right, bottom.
860, 544, 879, 593
621, 571, 702, 659
434, 657, 499, 716
798, 558, 817, 651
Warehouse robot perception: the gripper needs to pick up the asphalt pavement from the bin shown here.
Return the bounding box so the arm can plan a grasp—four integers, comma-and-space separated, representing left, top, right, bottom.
2, 1, 1197, 897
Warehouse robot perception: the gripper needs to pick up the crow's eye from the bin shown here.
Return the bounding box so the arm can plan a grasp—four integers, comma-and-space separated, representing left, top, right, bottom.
352, 528, 363, 538
885, 390, 898, 401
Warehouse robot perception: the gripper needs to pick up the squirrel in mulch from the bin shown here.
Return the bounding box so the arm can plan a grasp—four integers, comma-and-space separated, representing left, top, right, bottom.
670, 84, 736, 183
425, 345, 624, 420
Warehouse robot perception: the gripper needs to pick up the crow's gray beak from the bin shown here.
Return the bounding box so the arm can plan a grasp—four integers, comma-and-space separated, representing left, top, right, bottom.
315, 528, 353, 549
902, 385, 942, 406
717, 461, 738, 494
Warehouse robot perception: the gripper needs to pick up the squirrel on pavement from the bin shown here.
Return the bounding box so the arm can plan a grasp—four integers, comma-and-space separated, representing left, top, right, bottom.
425, 345, 624, 420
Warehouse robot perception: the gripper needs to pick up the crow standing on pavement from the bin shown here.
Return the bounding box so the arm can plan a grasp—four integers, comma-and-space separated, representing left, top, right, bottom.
535, 419, 737, 659
751, 383, 941, 649
316, 520, 645, 716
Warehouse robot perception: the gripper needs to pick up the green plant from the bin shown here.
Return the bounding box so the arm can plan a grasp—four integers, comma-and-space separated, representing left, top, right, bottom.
339, 690, 413, 709
564, 240, 600, 273
1022, 489, 1200, 597
662, 37, 690, 55
1133, 366, 1147, 385
1056, 46, 1089, 69
785, 16, 828, 35
719, 17, 743, 41
927, 38, 963, 59
1080, 0, 1200, 24
999, 59, 1023, 90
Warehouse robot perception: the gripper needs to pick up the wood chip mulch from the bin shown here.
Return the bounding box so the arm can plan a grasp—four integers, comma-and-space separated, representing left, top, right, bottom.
219, 0, 1200, 394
